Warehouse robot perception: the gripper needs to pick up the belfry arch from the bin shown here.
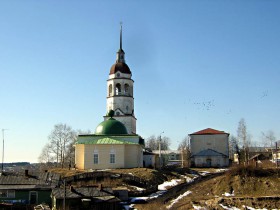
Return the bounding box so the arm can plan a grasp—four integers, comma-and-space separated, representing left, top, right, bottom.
116, 83, 121, 95
108, 84, 113, 96
124, 84, 129, 95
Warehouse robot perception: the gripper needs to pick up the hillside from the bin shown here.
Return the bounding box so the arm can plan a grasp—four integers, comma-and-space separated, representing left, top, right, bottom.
136, 166, 280, 210
48, 167, 191, 195
48, 165, 280, 209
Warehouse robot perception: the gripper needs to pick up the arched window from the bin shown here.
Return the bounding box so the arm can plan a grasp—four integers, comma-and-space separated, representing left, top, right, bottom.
108, 84, 112, 96
116, 83, 121, 95
124, 84, 129, 95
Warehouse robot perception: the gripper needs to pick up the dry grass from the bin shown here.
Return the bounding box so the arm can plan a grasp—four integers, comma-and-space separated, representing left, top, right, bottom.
48, 168, 86, 177
111, 168, 167, 183
48, 166, 280, 209
136, 165, 280, 210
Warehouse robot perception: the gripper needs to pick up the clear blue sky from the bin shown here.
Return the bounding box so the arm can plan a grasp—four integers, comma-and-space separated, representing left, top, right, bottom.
0, 0, 279, 163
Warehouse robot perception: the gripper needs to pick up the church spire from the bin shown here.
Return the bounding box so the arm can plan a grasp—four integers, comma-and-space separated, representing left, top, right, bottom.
120, 22, 123, 50
116, 22, 125, 63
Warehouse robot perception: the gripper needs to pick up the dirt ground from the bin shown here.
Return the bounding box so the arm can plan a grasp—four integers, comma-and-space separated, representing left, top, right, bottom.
48, 166, 280, 209
135, 166, 280, 210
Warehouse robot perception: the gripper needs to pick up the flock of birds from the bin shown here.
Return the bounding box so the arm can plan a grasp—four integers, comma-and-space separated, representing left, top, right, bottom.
193, 100, 215, 111
183, 90, 268, 117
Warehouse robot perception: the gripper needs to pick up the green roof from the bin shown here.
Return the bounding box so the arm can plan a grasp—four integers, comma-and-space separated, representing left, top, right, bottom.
77, 136, 139, 145
95, 118, 128, 135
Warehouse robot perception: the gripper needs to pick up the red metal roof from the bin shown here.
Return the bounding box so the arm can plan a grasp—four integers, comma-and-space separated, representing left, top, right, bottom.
191, 128, 229, 135
110, 62, 131, 75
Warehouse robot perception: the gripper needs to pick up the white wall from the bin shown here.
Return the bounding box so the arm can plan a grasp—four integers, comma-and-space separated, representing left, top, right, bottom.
75, 144, 143, 170
190, 134, 229, 156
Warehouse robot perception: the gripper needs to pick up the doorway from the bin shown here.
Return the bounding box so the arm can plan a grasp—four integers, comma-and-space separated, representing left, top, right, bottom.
29, 191, 38, 204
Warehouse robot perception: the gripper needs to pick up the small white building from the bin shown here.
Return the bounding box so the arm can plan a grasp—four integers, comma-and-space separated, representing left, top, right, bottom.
150, 150, 182, 168
143, 150, 156, 168
189, 128, 229, 168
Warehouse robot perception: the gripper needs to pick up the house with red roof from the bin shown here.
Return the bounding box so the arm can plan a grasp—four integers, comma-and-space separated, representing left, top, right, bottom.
189, 128, 229, 167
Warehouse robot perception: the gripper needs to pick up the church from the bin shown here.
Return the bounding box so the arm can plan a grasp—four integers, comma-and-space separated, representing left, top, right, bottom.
75, 25, 144, 170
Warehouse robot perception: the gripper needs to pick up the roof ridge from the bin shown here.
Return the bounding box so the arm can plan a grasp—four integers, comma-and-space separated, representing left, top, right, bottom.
191, 128, 228, 135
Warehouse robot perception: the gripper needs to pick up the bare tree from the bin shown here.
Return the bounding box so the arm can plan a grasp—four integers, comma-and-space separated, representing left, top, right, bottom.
38, 143, 55, 163
178, 136, 191, 167
48, 124, 77, 168
262, 130, 276, 147
64, 129, 91, 167
145, 135, 170, 150
237, 118, 250, 164
145, 135, 157, 150
229, 135, 239, 161
262, 130, 276, 160
177, 136, 189, 150
38, 126, 90, 168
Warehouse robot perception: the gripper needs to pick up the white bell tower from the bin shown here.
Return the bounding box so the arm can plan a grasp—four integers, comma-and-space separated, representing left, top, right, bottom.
104, 24, 136, 134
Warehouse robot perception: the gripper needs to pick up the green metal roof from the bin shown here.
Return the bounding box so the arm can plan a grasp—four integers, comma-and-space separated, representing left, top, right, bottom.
76, 136, 139, 145
95, 118, 128, 135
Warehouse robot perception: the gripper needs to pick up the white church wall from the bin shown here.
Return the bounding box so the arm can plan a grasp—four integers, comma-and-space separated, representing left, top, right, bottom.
75, 144, 85, 169
109, 71, 131, 79
78, 144, 126, 170
124, 145, 143, 168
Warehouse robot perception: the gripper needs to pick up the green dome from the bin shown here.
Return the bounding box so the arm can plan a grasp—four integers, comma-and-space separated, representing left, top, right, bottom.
95, 118, 128, 135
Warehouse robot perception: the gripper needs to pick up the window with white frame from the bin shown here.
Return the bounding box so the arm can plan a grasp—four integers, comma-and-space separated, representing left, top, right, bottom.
110, 148, 116, 164
94, 154, 99, 164
93, 149, 99, 164
110, 154, 115, 164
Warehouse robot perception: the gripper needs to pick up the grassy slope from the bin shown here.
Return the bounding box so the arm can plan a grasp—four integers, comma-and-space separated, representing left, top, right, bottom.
48, 165, 280, 209
137, 166, 280, 210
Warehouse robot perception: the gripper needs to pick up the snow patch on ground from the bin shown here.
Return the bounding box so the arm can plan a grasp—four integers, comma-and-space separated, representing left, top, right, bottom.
243, 205, 268, 210
219, 204, 240, 210
219, 204, 268, 210
158, 179, 183, 190
193, 205, 208, 210
215, 168, 228, 172
149, 190, 167, 199
158, 175, 196, 191
130, 186, 145, 192
183, 175, 196, 183
166, 190, 192, 209
122, 204, 135, 210
222, 191, 235, 197
199, 171, 210, 176
130, 197, 149, 203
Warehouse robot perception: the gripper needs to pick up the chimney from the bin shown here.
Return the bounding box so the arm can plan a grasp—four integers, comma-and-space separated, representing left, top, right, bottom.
98, 184, 102, 191
70, 186, 74, 192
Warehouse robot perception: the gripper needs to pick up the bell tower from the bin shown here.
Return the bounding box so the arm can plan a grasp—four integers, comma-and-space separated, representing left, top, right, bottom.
104, 24, 136, 134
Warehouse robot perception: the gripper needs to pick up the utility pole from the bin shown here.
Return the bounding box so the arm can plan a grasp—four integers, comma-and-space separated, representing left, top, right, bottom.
2, 129, 8, 173
181, 147, 184, 168
276, 142, 278, 168
159, 131, 164, 169
63, 178, 66, 210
